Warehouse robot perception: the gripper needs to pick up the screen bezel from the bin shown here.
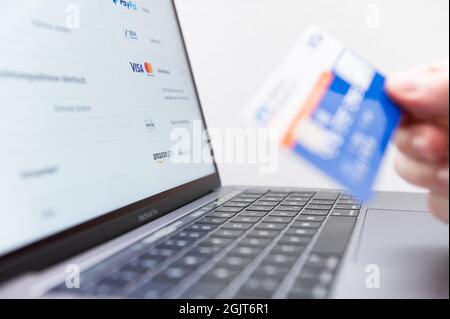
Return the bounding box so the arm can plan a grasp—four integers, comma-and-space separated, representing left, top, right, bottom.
0, 0, 221, 283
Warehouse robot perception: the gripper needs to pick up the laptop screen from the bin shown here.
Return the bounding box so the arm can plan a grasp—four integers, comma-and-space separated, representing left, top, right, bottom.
0, 0, 216, 257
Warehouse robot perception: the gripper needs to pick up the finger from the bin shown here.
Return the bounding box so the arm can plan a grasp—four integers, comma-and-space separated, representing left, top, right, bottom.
428, 192, 449, 224
394, 124, 449, 164
394, 151, 449, 194
386, 61, 449, 119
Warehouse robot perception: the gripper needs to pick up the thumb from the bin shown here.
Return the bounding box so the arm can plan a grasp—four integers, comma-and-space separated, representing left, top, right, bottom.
386, 61, 449, 119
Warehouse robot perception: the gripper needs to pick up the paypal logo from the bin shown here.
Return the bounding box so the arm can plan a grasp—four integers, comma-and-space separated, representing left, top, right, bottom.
112, 0, 137, 10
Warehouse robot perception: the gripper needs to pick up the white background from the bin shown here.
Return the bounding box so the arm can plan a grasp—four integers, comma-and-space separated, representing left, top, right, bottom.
175, 0, 449, 192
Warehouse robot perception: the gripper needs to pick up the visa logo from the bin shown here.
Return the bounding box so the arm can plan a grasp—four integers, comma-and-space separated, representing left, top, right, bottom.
130, 62, 144, 73
112, 0, 137, 10
130, 62, 154, 76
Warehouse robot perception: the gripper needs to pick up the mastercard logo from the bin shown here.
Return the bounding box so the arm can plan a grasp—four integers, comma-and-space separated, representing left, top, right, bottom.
144, 62, 154, 76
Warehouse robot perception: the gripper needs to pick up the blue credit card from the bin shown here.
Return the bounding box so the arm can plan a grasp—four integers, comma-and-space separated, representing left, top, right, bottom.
244, 26, 402, 200
289, 71, 401, 200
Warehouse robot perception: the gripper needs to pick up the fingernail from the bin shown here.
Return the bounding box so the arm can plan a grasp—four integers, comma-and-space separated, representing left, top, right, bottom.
411, 135, 428, 152
388, 72, 420, 93
437, 168, 449, 186
395, 129, 408, 146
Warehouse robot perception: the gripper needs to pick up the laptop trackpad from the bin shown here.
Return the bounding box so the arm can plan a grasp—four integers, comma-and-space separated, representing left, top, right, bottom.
355, 209, 449, 298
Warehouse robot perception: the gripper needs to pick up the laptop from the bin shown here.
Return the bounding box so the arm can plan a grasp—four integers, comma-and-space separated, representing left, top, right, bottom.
0, 0, 448, 299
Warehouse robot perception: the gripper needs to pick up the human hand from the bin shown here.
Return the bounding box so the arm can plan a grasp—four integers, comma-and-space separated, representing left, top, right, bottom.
386, 61, 449, 223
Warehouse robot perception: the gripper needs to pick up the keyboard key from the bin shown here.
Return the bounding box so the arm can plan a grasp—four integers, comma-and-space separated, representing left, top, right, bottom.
224, 202, 250, 208
201, 237, 233, 247
239, 193, 263, 199
159, 239, 191, 250
291, 192, 315, 197
291, 221, 322, 229
181, 282, 224, 299
222, 222, 253, 231
239, 237, 271, 247
106, 268, 139, 284
253, 264, 291, 280
305, 254, 340, 270
170, 235, 197, 245
152, 266, 193, 284
281, 201, 307, 207
313, 192, 340, 201
271, 244, 305, 256
188, 223, 218, 232
298, 265, 331, 277
310, 216, 356, 255
259, 197, 283, 202
270, 211, 298, 217
177, 230, 205, 240
285, 228, 317, 237
229, 246, 264, 258
177, 254, 208, 268
309, 200, 335, 205
209, 211, 237, 219
212, 229, 244, 238
247, 229, 280, 239
235, 277, 279, 299
305, 204, 333, 210
146, 247, 177, 259
331, 209, 360, 217
247, 205, 274, 212
276, 206, 303, 212
231, 216, 262, 223
255, 223, 287, 231
301, 210, 329, 216
197, 217, 228, 225
264, 216, 293, 224
298, 267, 334, 285
214, 207, 243, 213
119, 260, 153, 276
295, 280, 330, 299
239, 211, 267, 217
189, 245, 222, 257
266, 192, 289, 197
203, 267, 240, 284
286, 285, 314, 299
336, 200, 362, 205
129, 281, 172, 299
334, 204, 361, 210
232, 198, 256, 204
261, 254, 298, 268
287, 283, 330, 299
216, 255, 252, 270
291, 264, 334, 297
296, 215, 326, 222
287, 196, 312, 201
255, 201, 279, 207
94, 275, 129, 293
278, 235, 311, 245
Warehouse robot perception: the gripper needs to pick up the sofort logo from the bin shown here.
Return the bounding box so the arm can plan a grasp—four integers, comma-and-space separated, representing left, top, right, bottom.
130, 61, 154, 76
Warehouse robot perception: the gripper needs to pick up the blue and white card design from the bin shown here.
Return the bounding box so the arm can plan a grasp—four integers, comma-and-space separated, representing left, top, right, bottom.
243, 26, 401, 200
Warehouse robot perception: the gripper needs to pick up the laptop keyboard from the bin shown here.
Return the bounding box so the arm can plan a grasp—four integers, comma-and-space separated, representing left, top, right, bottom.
51, 189, 361, 299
